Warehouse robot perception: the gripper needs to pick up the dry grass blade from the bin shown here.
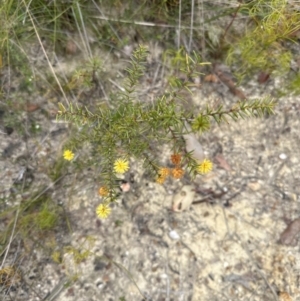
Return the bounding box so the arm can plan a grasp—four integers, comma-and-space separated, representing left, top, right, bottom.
20, 0, 70, 107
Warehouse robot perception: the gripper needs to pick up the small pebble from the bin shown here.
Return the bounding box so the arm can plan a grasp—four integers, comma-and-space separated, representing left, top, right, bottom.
160, 273, 168, 279
169, 230, 180, 240
120, 182, 130, 192
279, 153, 287, 160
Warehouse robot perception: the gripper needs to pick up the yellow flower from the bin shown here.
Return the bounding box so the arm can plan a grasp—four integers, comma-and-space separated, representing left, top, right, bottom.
171, 167, 184, 179
158, 167, 170, 178
96, 204, 111, 219
98, 186, 109, 197
113, 158, 129, 174
197, 159, 213, 174
63, 150, 74, 161
156, 176, 166, 184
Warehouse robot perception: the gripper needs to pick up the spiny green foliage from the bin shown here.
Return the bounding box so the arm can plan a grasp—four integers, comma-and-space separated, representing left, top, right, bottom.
202, 98, 276, 124
227, 0, 300, 80
65, 57, 104, 95
58, 45, 276, 202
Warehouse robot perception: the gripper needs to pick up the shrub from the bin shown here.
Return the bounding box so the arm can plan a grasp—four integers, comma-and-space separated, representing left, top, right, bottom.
58, 45, 275, 218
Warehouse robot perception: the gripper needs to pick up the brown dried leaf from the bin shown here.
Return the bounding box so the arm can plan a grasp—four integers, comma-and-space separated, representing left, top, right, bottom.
26, 104, 40, 112
216, 70, 246, 100
65, 40, 77, 55
215, 153, 231, 171
278, 291, 293, 301
257, 72, 270, 84
232, 88, 246, 100
279, 217, 300, 246
204, 74, 219, 83
216, 70, 235, 87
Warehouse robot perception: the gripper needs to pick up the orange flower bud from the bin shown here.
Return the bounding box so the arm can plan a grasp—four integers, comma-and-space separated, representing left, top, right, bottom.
170, 153, 181, 165
171, 167, 184, 179
98, 186, 109, 196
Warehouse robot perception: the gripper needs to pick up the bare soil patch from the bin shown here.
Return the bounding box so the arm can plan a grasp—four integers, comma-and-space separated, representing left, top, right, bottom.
1, 43, 300, 301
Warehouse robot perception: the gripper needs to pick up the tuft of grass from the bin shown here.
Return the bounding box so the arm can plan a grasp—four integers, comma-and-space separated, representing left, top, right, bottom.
48, 156, 68, 182
0, 193, 61, 250
18, 195, 60, 235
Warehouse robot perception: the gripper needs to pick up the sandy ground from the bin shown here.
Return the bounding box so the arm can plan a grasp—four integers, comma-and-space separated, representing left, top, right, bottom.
1, 41, 300, 301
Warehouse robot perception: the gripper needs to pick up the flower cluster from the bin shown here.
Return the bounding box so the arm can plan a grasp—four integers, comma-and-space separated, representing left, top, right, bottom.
156, 153, 213, 184
96, 187, 111, 219
95, 158, 130, 219
156, 153, 184, 184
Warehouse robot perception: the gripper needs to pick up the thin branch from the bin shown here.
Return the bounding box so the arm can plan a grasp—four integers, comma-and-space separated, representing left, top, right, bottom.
220, 3, 241, 42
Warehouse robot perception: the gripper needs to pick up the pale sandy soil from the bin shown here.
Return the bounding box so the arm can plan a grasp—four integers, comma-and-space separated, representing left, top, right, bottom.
1, 37, 300, 301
